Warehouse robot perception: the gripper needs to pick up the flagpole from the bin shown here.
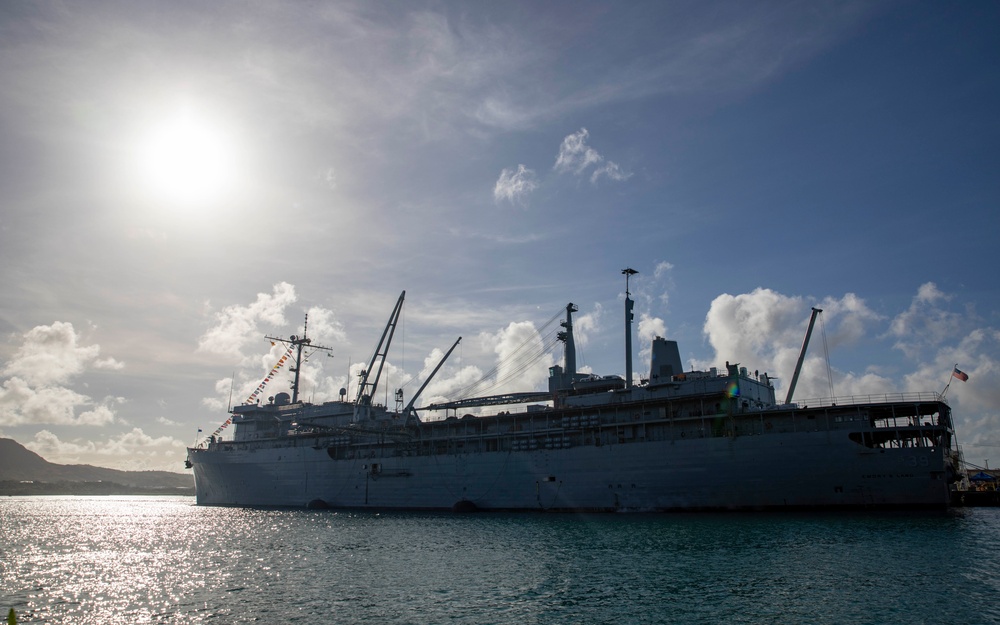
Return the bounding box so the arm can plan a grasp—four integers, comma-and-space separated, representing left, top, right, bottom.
941, 363, 956, 399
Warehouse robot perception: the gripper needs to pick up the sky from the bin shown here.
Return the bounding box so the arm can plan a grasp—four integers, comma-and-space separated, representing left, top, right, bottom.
1, 0, 998, 473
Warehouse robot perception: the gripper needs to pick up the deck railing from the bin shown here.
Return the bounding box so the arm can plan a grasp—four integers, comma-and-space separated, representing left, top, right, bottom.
790, 391, 945, 408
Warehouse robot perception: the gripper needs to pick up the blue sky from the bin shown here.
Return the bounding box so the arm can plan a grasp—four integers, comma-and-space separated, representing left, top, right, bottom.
1, 1, 998, 471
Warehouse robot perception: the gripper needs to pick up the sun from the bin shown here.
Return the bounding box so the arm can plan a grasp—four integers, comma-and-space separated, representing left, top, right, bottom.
136, 109, 237, 207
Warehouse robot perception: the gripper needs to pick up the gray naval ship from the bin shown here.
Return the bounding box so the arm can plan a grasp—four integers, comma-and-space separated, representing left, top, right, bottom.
187, 280, 961, 511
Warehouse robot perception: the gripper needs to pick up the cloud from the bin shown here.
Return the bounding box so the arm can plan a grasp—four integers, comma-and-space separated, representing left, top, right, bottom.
886, 282, 963, 358
553, 128, 631, 184
419, 319, 553, 416
487, 320, 554, 394
94, 357, 125, 370
26, 428, 187, 472
493, 164, 539, 205
554, 129, 602, 174
303, 305, 348, 345
637, 313, 667, 346
701, 287, 884, 400
649, 261, 676, 308
418, 362, 486, 414
322, 167, 337, 189
3, 321, 102, 387
0, 1, 875, 168
0, 322, 123, 427
871, 284, 1000, 461
485, 128, 632, 208
698, 282, 1000, 467
590, 161, 632, 184
587, 262, 676, 377
202, 375, 239, 412
897, 325, 1000, 466
197, 282, 298, 359
200, 301, 353, 411
410, 343, 485, 412
447, 226, 547, 245
271, 305, 352, 405
637, 313, 667, 378
0, 378, 106, 426
573, 302, 604, 348
475, 96, 534, 130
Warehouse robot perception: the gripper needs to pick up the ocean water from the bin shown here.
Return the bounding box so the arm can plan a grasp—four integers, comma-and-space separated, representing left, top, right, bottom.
1, 497, 998, 624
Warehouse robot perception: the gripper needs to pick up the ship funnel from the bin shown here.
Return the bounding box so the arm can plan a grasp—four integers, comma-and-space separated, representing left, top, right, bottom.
650, 337, 683, 383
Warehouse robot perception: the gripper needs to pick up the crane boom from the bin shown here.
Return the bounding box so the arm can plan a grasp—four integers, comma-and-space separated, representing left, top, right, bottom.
402, 336, 461, 421
785, 307, 822, 405
354, 291, 405, 419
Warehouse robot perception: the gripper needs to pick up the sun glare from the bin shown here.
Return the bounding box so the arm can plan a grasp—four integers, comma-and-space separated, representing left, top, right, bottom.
137, 110, 236, 207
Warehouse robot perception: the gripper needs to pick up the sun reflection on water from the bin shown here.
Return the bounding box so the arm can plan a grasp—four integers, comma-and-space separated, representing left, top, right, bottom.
2, 497, 997, 625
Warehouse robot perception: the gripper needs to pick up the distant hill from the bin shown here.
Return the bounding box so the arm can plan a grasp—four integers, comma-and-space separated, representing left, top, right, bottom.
0, 438, 193, 494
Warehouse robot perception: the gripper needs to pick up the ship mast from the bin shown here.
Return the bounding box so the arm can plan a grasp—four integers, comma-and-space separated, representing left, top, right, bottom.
265, 313, 334, 404
622, 268, 638, 389
558, 303, 579, 377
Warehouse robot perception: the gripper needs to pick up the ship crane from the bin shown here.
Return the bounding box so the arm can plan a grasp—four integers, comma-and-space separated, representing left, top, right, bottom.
354, 291, 405, 420
401, 336, 461, 423
785, 307, 822, 405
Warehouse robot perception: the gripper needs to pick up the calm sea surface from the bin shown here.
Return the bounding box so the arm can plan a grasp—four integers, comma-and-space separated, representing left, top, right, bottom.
2, 496, 998, 624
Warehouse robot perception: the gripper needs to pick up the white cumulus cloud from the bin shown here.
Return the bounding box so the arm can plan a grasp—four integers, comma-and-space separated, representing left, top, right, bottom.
26, 428, 187, 472
490, 321, 553, 394
200, 297, 355, 412
573, 302, 604, 348
0, 322, 122, 427
197, 282, 298, 359
701, 287, 885, 400
3, 321, 101, 386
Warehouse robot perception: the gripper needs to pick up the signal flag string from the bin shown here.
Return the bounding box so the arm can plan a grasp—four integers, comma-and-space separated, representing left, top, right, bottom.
202, 345, 295, 443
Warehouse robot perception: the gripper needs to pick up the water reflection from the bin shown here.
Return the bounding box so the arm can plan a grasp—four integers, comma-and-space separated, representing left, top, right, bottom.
1, 498, 997, 624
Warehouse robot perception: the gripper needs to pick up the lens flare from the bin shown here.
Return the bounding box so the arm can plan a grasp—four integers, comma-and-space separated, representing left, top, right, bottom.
726, 382, 740, 398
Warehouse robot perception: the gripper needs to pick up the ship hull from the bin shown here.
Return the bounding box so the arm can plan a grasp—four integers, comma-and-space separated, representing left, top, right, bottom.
189, 429, 951, 511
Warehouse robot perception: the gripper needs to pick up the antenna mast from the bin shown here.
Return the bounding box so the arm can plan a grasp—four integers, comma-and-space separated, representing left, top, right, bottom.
622, 268, 638, 389
265, 313, 334, 404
